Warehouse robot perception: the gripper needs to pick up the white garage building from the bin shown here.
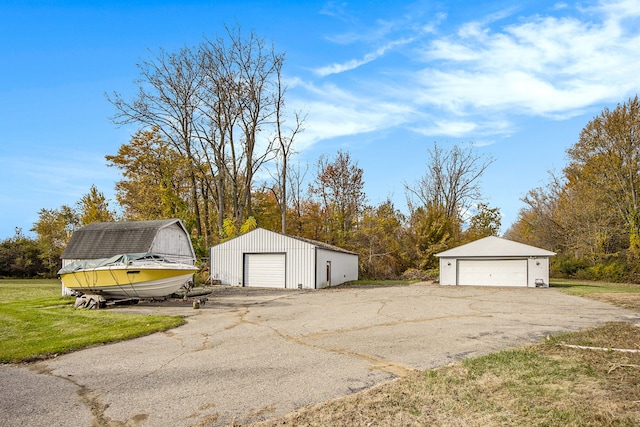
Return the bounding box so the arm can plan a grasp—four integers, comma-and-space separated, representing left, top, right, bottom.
435, 236, 555, 287
209, 228, 359, 289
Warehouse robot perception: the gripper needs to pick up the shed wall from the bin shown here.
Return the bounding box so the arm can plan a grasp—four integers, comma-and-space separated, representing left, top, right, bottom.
150, 224, 196, 263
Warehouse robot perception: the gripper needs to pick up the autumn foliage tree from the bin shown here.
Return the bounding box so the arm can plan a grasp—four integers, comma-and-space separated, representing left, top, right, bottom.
404, 202, 458, 270
106, 128, 192, 223
566, 95, 640, 260
309, 150, 366, 247
404, 142, 495, 268
508, 96, 640, 281
31, 205, 79, 275
355, 201, 405, 279
462, 203, 502, 242
29, 186, 117, 275
77, 184, 117, 226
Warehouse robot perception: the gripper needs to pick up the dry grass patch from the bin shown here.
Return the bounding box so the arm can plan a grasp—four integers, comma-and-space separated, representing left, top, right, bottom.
585, 293, 640, 311
247, 322, 640, 427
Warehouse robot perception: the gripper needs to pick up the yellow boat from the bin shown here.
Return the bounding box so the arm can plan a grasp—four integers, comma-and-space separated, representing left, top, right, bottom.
58, 253, 199, 299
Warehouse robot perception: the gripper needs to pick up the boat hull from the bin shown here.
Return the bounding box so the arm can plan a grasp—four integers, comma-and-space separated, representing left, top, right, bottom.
60, 266, 198, 299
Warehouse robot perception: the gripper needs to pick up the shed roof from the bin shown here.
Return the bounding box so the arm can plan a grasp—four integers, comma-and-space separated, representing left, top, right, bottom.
435, 236, 556, 258
61, 219, 187, 260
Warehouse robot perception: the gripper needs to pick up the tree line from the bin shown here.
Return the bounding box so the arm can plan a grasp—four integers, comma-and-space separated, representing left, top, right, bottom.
1, 140, 499, 279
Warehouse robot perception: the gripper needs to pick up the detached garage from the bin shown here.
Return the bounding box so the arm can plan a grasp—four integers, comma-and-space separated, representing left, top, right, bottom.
209, 228, 358, 289
435, 236, 555, 287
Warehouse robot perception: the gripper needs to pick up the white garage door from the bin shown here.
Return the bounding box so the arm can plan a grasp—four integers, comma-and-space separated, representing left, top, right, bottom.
458, 259, 527, 287
244, 253, 286, 288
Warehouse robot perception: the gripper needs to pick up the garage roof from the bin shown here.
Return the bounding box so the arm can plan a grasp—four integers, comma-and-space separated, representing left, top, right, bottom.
289, 233, 358, 255
435, 236, 556, 258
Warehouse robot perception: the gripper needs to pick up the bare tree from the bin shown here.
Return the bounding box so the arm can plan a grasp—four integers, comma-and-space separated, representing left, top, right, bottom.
405, 142, 494, 223
197, 25, 285, 230
106, 46, 207, 236
286, 162, 309, 235
107, 25, 292, 241
271, 60, 306, 233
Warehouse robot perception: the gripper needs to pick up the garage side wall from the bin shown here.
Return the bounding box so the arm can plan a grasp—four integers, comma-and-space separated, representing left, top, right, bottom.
439, 257, 457, 286
315, 249, 358, 288
527, 257, 550, 287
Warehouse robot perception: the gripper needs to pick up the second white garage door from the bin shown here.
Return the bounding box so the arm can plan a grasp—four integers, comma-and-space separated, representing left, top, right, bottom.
244, 253, 286, 288
458, 259, 527, 286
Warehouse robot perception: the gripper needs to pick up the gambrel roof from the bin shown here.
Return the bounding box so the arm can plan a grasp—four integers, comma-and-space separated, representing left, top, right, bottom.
435, 236, 556, 258
61, 219, 188, 259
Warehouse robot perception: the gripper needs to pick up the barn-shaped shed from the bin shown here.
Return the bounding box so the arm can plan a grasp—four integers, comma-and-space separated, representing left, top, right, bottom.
60, 219, 196, 294
435, 236, 556, 287
209, 228, 358, 289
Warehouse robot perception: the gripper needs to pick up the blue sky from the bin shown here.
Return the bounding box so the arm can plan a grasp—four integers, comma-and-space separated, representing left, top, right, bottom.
1, 0, 639, 239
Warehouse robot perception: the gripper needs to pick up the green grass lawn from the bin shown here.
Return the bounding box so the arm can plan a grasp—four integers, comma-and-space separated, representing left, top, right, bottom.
551, 277, 640, 295
0, 279, 184, 363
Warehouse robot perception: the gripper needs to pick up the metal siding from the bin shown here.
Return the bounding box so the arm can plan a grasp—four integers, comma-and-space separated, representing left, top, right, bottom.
457, 259, 528, 286
315, 248, 358, 288
210, 229, 317, 289
210, 236, 244, 287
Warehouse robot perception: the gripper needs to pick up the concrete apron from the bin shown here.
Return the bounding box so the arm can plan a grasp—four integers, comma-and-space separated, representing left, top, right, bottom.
2, 283, 639, 427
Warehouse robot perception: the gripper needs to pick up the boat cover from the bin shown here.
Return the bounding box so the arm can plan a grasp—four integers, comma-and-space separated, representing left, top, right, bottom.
57, 253, 172, 275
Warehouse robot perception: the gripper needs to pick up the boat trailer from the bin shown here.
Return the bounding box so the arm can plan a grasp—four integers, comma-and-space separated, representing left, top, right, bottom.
71, 288, 213, 310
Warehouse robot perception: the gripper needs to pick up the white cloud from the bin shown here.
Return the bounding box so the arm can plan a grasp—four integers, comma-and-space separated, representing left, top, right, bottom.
416, 0, 640, 117
319, 1, 351, 21
413, 120, 477, 137
411, 118, 512, 139
314, 36, 416, 76
290, 82, 415, 149
294, 0, 640, 149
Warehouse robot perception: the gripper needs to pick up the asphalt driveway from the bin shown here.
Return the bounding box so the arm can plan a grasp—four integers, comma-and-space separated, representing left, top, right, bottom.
2, 283, 639, 426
